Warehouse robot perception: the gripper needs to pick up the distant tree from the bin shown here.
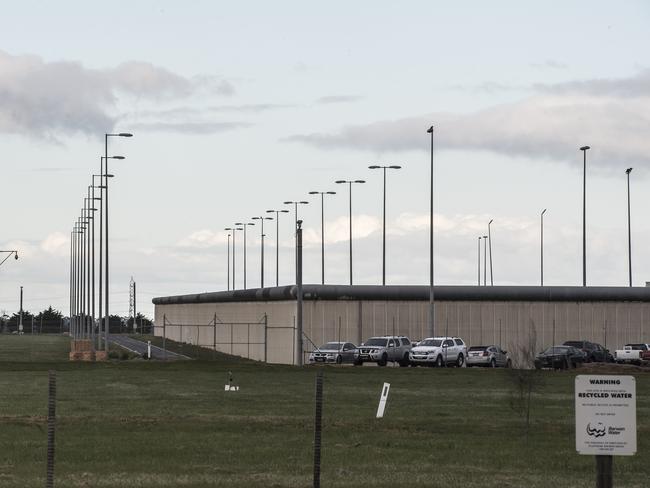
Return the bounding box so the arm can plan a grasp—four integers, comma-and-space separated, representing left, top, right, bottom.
126, 313, 153, 332
36, 306, 64, 321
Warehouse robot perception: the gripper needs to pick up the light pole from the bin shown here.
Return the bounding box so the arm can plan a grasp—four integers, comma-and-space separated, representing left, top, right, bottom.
226, 232, 231, 291
483, 235, 488, 286
335, 179, 365, 285
580, 145, 590, 287
477, 237, 481, 285
541, 209, 547, 286
307, 191, 337, 285
225, 227, 242, 289
104, 131, 132, 350
235, 222, 255, 289
488, 219, 493, 286
284, 200, 309, 282
368, 165, 401, 285
0, 250, 18, 268
266, 209, 289, 286
626, 167, 633, 287
427, 125, 435, 337
252, 216, 273, 288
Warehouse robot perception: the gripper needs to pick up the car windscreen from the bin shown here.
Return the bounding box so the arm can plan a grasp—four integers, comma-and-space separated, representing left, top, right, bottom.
563, 341, 583, 348
543, 346, 569, 354
468, 346, 487, 351
625, 344, 647, 350
319, 343, 342, 350
363, 338, 388, 347
418, 339, 442, 347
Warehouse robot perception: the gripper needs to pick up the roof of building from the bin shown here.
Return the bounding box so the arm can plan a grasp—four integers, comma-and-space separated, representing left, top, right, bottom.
152, 284, 650, 305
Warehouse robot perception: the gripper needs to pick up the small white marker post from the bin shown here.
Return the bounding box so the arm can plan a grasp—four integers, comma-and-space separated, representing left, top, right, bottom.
147, 341, 151, 360
376, 382, 390, 418
224, 371, 239, 391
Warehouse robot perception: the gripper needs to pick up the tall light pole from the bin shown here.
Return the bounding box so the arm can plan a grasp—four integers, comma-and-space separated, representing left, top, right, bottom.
427, 126, 435, 337
488, 219, 493, 286
368, 165, 401, 285
335, 179, 365, 285
252, 216, 273, 288
477, 236, 481, 286
482, 235, 488, 286
284, 200, 309, 282
266, 209, 289, 286
226, 232, 231, 291
225, 227, 242, 289
580, 145, 590, 287
626, 167, 633, 287
103, 131, 132, 350
235, 222, 255, 289
307, 191, 336, 285
541, 209, 547, 286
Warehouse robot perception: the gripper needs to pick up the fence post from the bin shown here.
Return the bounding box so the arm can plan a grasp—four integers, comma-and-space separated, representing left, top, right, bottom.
313, 370, 323, 488
180, 324, 183, 355
264, 314, 268, 363
247, 323, 251, 359
213, 314, 217, 360
163, 315, 167, 361
46, 370, 56, 488
230, 323, 233, 355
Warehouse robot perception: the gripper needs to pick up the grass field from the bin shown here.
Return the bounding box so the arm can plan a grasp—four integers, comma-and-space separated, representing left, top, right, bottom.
0, 334, 648, 487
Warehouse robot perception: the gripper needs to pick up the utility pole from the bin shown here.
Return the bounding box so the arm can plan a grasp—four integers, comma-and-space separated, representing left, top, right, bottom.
19, 286, 24, 334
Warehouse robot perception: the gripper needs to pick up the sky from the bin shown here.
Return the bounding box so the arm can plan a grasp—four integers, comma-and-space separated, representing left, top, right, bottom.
1, 0, 649, 319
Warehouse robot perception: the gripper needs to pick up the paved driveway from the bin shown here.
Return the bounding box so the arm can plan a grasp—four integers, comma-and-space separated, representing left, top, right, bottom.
109, 335, 190, 360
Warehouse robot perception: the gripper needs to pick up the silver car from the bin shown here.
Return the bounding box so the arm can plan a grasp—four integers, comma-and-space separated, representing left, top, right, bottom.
308, 342, 357, 364
466, 345, 511, 368
354, 336, 412, 367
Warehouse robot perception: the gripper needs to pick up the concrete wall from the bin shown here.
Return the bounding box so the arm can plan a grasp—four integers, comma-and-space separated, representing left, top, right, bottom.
155, 299, 650, 365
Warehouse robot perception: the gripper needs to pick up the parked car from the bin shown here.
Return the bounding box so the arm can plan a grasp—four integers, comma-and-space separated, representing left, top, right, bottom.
466, 345, 511, 368
409, 336, 467, 367
354, 336, 412, 367
534, 346, 587, 370
615, 343, 650, 364
563, 340, 613, 362
308, 342, 357, 364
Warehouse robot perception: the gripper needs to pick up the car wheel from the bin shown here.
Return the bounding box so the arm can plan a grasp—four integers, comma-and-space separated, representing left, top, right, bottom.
336, 354, 343, 365
399, 353, 410, 367
456, 353, 465, 368
506, 359, 512, 368
490, 358, 497, 368
378, 353, 388, 367
562, 358, 569, 370
353, 358, 363, 366
435, 355, 443, 367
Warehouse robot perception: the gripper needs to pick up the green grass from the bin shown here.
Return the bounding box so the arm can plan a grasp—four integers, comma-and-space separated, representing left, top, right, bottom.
0, 335, 648, 487
0, 334, 70, 362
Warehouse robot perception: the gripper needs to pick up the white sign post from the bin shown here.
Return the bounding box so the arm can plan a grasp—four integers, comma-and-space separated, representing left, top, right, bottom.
575, 375, 636, 488
376, 383, 390, 418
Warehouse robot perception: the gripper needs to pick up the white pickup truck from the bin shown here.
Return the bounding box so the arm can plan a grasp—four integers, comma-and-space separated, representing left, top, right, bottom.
615, 343, 650, 364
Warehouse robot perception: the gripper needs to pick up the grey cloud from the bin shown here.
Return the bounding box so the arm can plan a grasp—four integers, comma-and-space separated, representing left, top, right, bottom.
316, 95, 363, 104
0, 50, 235, 138
535, 68, 650, 97
531, 59, 568, 70
129, 121, 252, 134
286, 73, 650, 171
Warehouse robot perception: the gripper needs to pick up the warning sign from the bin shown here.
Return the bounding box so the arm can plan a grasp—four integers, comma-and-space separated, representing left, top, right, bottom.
575, 375, 636, 456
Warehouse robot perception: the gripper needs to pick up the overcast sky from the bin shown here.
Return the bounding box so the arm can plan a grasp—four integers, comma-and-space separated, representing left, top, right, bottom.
1, 1, 649, 318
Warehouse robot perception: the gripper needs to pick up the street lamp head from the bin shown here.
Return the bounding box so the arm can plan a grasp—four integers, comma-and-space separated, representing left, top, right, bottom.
308, 191, 319, 195
542, 208, 547, 215
626, 167, 633, 174
283, 201, 293, 204
111, 156, 125, 160
326, 191, 336, 195
335, 180, 346, 184
580, 145, 590, 151
427, 126, 434, 133
368, 165, 380, 169
105, 174, 115, 178
14, 252, 18, 260
118, 133, 133, 137
483, 235, 488, 239
354, 180, 365, 184
488, 219, 493, 225
299, 201, 309, 204
389, 165, 402, 169
224, 227, 233, 231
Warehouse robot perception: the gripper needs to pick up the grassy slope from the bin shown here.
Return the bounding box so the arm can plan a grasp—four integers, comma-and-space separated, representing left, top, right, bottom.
0, 335, 648, 488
